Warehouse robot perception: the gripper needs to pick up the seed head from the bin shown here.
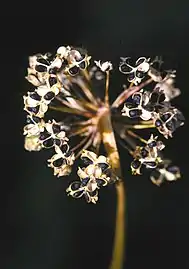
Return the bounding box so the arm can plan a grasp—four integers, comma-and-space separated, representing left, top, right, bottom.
23, 45, 184, 203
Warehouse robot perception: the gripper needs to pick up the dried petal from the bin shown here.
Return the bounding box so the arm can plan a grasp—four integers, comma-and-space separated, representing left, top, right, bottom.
24, 135, 42, 151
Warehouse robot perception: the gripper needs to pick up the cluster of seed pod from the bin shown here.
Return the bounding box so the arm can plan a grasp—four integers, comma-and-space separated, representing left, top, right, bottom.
23, 46, 92, 177
66, 150, 111, 203
122, 87, 184, 138
119, 57, 151, 85
131, 134, 165, 175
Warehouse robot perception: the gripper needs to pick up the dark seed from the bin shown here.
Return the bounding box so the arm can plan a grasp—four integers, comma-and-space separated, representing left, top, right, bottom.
158, 93, 165, 103
141, 148, 148, 158
155, 105, 164, 112
128, 72, 135, 81
90, 189, 98, 197
79, 61, 86, 70
136, 70, 145, 78
27, 106, 40, 114
49, 67, 58, 74
53, 158, 65, 167
55, 139, 61, 146
131, 159, 141, 169
133, 94, 141, 105
39, 131, 51, 140
52, 124, 61, 134
155, 120, 162, 127
144, 103, 154, 112
37, 58, 49, 65
32, 116, 41, 123
161, 113, 171, 122
48, 76, 57, 87
166, 120, 175, 131
96, 178, 105, 187
80, 177, 90, 187
129, 109, 142, 118
81, 157, 93, 166
126, 102, 138, 109
61, 59, 68, 69
65, 151, 73, 158
127, 96, 134, 103
43, 138, 54, 148
98, 163, 109, 172
150, 92, 159, 104
71, 182, 81, 191
73, 190, 84, 198
30, 92, 41, 101
167, 166, 179, 174
120, 63, 132, 73
61, 143, 69, 153
143, 161, 157, 168
148, 140, 157, 148
44, 91, 55, 101
68, 65, 79, 76
35, 64, 47, 73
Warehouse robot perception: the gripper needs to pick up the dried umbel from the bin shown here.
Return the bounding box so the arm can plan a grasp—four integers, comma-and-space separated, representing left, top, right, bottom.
66, 150, 111, 204
23, 45, 184, 269
23, 45, 184, 203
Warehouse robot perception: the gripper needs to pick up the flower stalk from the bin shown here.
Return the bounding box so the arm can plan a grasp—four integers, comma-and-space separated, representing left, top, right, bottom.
98, 108, 125, 269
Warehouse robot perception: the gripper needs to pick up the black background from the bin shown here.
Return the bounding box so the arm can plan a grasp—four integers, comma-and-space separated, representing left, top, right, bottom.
3, 1, 189, 268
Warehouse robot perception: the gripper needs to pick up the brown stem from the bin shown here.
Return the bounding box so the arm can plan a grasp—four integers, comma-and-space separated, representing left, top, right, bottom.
105, 71, 110, 105
127, 130, 147, 144
68, 126, 90, 138
49, 105, 92, 118
111, 78, 153, 108
71, 74, 98, 105
98, 108, 125, 269
75, 133, 94, 159
70, 135, 90, 152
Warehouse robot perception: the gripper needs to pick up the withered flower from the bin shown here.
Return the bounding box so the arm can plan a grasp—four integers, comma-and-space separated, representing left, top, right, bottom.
94, 60, 113, 72
24, 135, 42, 152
